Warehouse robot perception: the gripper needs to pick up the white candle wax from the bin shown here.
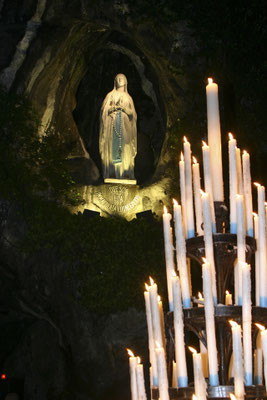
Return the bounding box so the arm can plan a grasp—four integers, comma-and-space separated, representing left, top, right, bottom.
149, 281, 163, 346
155, 344, 170, 400
201, 192, 217, 304
241, 262, 252, 385
253, 213, 260, 306
229, 133, 238, 233
242, 151, 253, 236
173, 200, 191, 308
254, 348, 263, 385
202, 142, 216, 233
192, 157, 204, 236
225, 291, 233, 305
144, 290, 158, 387
206, 78, 224, 201
190, 349, 207, 400
183, 137, 195, 238
236, 195, 246, 305
162, 208, 175, 311
172, 275, 188, 387
236, 148, 244, 195
257, 325, 267, 388
128, 352, 138, 400
179, 152, 187, 236
256, 184, 267, 307
230, 321, 244, 400
202, 260, 219, 385
136, 362, 147, 400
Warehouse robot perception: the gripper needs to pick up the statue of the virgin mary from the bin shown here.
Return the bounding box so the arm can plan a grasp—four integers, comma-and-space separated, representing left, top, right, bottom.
99, 73, 137, 181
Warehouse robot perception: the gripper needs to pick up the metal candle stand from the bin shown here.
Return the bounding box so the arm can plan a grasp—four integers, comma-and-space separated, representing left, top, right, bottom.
153, 202, 267, 399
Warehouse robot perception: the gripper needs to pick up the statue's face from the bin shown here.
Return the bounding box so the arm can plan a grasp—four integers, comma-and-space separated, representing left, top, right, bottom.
115, 74, 126, 89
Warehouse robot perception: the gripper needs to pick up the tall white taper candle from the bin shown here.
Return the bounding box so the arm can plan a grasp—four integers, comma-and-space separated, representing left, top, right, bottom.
162, 207, 175, 311
189, 347, 207, 400
136, 359, 147, 400
236, 195, 246, 305
127, 349, 138, 400
202, 141, 216, 233
229, 133, 238, 233
241, 262, 252, 385
144, 289, 158, 387
192, 156, 204, 236
183, 137, 195, 238
242, 151, 253, 237
253, 213, 260, 306
155, 342, 170, 400
149, 279, 163, 346
229, 321, 244, 400
179, 152, 187, 235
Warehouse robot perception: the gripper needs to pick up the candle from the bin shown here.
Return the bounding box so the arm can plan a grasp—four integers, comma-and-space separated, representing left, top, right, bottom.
202, 141, 216, 233
242, 151, 253, 236
254, 348, 263, 385
172, 274, 188, 387
202, 258, 219, 385
189, 347, 207, 400
229, 321, 244, 400
158, 295, 166, 352
254, 183, 267, 307
236, 147, 244, 195
172, 361, 177, 388
162, 206, 175, 311
173, 200, 191, 308
136, 358, 147, 400
229, 133, 238, 233
206, 78, 224, 201
149, 278, 163, 346
197, 293, 209, 378
179, 152, 187, 235
183, 137, 195, 238
127, 349, 138, 400
255, 324, 267, 388
225, 290, 233, 305
241, 262, 252, 385
253, 213, 260, 306
236, 194, 246, 305
192, 156, 204, 236
155, 341, 170, 400
144, 288, 158, 387
201, 192, 217, 304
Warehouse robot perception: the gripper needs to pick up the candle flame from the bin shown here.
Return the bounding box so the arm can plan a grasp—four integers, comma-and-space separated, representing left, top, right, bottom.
253, 212, 258, 218
180, 152, 184, 162
265, 202, 267, 207
202, 257, 208, 264
228, 132, 234, 140
254, 182, 261, 188
229, 393, 237, 400
239, 261, 249, 269
226, 290, 230, 295
198, 292, 203, 301
163, 205, 168, 214
188, 346, 197, 354
173, 199, 178, 207
255, 323, 266, 331
155, 341, 161, 349
193, 156, 197, 164
127, 348, 135, 357
202, 140, 208, 148
183, 136, 188, 143
172, 270, 177, 278
200, 189, 207, 197
243, 150, 248, 155
145, 283, 149, 292
149, 276, 154, 286
137, 356, 141, 364
192, 395, 198, 400
208, 78, 213, 85
229, 320, 239, 328
158, 295, 161, 302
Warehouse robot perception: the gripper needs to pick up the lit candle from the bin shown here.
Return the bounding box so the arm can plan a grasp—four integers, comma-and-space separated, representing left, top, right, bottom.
254, 348, 263, 385
202, 258, 219, 385
242, 151, 253, 236
183, 137, 195, 238
173, 200, 191, 308
179, 152, 187, 235
192, 156, 204, 236
229, 133, 238, 233
241, 262, 252, 385
253, 213, 260, 306
236, 147, 244, 195
162, 206, 175, 311
254, 183, 267, 307
172, 273, 188, 387
127, 349, 138, 400
225, 290, 233, 305
144, 287, 158, 387
189, 346, 207, 400
201, 192, 217, 304
202, 141, 216, 233
255, 324, 267, 388
149, 278, 163, 346
136, 357, 147, 400
236, 194, 246, 305
229, 321, 244, 400
206, 78, 224, 201
155, 341, 170, 400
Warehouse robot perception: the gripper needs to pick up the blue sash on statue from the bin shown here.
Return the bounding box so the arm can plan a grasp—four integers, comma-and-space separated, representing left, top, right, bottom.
112, 111, 123, 164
